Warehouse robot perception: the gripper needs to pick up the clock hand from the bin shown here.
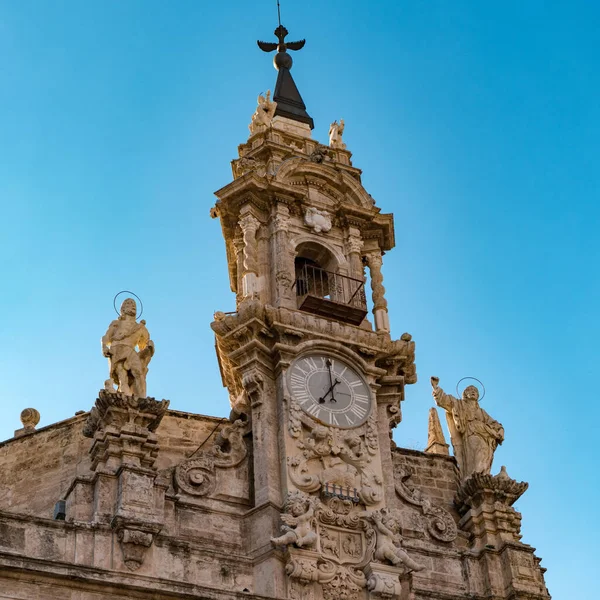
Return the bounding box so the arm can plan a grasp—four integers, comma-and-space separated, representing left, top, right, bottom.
320, 359, 336, 403
329, 379, 340, 403
319, 379, 341, 403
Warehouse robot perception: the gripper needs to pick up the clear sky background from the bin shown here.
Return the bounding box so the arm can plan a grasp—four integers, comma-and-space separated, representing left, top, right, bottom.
0, 1, 598, 597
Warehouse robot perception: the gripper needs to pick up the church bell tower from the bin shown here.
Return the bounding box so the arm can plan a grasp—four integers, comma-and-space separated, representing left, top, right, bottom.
210, 23, 419, 600
210, 20, 550, 600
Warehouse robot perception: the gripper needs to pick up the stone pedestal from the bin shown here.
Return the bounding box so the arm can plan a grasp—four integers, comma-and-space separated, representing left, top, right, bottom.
365, 563, 403, 599
455, 466, 527, 552
455, 466, 550, 599
77, 390, 170, 570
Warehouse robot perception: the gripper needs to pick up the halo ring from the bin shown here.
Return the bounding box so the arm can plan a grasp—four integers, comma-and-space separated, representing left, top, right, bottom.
456, 377, 486, 401
113, 291, 144, 320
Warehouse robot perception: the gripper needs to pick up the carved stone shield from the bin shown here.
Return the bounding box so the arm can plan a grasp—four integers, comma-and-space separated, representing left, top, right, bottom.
317, 524, 374, 568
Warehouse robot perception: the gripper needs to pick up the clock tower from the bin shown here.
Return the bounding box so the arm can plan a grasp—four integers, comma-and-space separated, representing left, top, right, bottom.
211, 23, 419, 600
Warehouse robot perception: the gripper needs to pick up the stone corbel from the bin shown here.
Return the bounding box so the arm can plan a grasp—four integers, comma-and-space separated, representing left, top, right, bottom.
365, 563, 403, 599
114, 524, 158, 571
242, 370, 265, 408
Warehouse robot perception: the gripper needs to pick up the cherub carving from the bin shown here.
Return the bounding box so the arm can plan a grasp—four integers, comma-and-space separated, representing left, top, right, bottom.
271, 491, 318, 549
370, 509, 424, 572
249, 90, 277, 134
304, 207, 332, 233
329, 119, 346, 149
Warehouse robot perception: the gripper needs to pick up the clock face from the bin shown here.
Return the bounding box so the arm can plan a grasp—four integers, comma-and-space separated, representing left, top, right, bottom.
287, 354, 372, 428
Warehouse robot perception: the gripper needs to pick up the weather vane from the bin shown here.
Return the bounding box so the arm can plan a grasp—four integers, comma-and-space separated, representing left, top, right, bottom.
257, 0, 305, 71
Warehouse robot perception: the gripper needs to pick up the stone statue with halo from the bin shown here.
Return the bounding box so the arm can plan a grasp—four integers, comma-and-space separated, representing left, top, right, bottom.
430, 376, 504, 479
102, 298, 154, 398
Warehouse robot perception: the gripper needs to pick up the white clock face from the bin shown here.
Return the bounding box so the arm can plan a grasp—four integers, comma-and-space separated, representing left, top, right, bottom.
287, 354, 372, 428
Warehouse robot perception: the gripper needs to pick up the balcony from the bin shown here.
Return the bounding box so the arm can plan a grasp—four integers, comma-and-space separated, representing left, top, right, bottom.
293, 264, 368, 326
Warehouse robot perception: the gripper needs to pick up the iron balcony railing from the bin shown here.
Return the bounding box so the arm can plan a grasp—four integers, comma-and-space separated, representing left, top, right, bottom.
293, 264, 368, 325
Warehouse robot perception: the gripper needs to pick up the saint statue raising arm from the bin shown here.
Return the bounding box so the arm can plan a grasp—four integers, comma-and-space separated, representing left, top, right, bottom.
430, 376, 504, 479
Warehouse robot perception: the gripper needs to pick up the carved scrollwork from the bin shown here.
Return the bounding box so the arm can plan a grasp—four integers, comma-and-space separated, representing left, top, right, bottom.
394, 465, 457, 543
213, 418, 251, 468
365, 410, 379, 455
174, 417, 250, 498
321, 566, 365, 600
288, 397, 304, 438
288, 454, 322, 493
174, 456, 217, 497
287, 421, 384, 506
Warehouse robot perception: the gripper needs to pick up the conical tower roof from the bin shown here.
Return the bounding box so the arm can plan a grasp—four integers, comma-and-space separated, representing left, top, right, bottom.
257, 24, 314, 129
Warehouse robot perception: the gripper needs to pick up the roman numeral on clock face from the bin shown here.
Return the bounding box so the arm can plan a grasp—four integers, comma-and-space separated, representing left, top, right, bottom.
290, 373, 305, 389
350, 403, 367, 419
306, 404, 322, 419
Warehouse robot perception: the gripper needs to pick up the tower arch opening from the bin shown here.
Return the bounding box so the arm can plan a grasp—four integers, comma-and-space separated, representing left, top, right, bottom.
293, 240, 367, 325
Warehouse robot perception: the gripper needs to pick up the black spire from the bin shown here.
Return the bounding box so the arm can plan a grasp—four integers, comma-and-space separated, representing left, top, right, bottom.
257, 25, 314, 129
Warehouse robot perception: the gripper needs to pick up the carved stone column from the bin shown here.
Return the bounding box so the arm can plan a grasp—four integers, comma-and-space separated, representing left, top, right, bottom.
272, 204, 295, 309
239, 211, 261, 299
346, 228, 364, 281
82, 390, 169, 570
365, 251, 390, 333
232, 235, 245, 306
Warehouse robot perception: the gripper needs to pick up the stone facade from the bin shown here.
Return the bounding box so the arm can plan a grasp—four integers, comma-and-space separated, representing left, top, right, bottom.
0, 63, 550, 600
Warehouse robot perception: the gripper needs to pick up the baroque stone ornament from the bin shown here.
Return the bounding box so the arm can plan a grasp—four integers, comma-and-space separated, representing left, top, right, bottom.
431, 376, 504, 479
102, 298, 154, 398
174, 417, 250, 498
271, 491, 319, 548
83, 389, 169, 444
394, 464, 458, 542
249, 89, 277, 134
329, 119, 346, 149
455, 466, 529, 552
116, 527, 154, 571
369, 509, 424, 571
277, 497, 421, 600
304, 207, 332, 233
287, 422, 383, 506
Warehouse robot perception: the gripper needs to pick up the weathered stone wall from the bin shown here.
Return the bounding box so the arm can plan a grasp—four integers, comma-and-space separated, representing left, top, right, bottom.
392, 447, 459, 506
0, 415, 91, 518
0, 410, 235, 519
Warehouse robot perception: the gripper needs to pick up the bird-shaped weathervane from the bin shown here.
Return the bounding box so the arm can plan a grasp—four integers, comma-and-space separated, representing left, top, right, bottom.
257, 25, 305, 71
258, 25, 305, 54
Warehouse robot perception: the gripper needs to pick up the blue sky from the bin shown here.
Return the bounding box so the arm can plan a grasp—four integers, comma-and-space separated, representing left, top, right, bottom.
0, 1, 598, 597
